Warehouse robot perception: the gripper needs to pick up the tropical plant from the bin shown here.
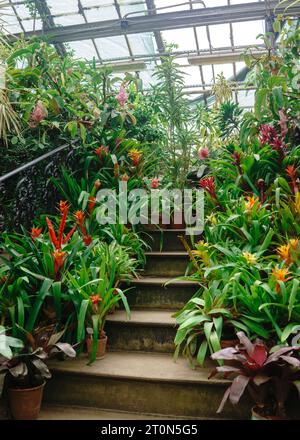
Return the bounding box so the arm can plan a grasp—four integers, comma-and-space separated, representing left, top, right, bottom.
209, 331, 300, 418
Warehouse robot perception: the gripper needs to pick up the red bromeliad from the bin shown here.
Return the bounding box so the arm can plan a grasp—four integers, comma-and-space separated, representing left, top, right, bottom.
259, 124, 286, 159
88, 196, 96, 214
95, 146, 109, 159
31, 227, 42, 241
74, 210, 93, 246
46, 203, 76, 250
286, 165, 299, 194
232, 151, 242, 175
199, 176, 217, 199
151, 178, 160, 189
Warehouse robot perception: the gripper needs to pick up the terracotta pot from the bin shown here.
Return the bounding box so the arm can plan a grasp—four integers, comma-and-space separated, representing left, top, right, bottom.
8, 382, 45, 420
86, 334, 107, 360
251, 406, 286, 420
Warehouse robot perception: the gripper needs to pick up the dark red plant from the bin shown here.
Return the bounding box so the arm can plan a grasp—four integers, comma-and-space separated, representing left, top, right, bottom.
286, 165, 299, 194
199, 176, 217, 199
259, 124, 286, 160
232, 151, 242, 175
209, 332, 300, 417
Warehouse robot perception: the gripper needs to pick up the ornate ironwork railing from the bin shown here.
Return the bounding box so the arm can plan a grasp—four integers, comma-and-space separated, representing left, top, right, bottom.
0, 142, 79, 232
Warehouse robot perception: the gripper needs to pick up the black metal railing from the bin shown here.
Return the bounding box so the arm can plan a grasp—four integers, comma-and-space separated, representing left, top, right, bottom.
0, 141, 79, 232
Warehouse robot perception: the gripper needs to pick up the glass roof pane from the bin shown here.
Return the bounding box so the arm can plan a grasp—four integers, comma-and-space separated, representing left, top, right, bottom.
68, 39, 98, 59
195, 27, 211, 51
154, 1, 190, 13
232, 20, 265, 46
82, 1, 119, 21
162, 28, 197, 51
95, 35, 130, 60
237, 89, 255, 108
126, 32, 157, 56
118, 0, 147, 17
209, 23, 231, 48
214, 63, 234, 79
201, 65, 214, 84
54, 14, 85, 26
47, 0, 78, 15
2, 5, 22, 34
180, 65, 202, 86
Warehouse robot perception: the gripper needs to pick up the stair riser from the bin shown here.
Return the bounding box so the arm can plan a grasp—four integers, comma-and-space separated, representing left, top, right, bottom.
125, 284, 198, 310
44, 373, 252, 419
144, 232, 201, 252
105, 323, 176, 353
144, 257, 190, 277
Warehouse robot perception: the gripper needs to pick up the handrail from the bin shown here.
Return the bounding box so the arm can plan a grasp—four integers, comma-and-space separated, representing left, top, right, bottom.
0, 141, 77, 183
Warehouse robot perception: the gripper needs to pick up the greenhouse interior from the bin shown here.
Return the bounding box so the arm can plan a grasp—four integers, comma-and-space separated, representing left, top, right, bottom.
0, 0, 300, 424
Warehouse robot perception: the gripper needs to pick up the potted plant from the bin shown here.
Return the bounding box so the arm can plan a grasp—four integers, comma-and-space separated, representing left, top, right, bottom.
0, 325, 76, 420
67, 257, 130, 363
209, 331, 300, 419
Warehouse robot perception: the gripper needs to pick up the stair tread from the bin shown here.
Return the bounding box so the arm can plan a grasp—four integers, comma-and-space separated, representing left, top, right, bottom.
124, 276, 199, 286
49, 351, 227, 385
107, 309, 176, 326
39, 404, 173, 420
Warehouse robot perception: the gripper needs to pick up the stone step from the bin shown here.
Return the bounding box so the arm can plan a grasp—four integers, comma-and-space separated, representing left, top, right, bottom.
44, 352, 251, 419
143, 252, 190, 277
142, 229, 202, 252
106, 310, 177, 353
38, 404, 176, 420
122, 276, 199, 310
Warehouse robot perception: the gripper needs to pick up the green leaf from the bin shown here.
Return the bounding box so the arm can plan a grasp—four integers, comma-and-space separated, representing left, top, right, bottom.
197, 340, 208, 366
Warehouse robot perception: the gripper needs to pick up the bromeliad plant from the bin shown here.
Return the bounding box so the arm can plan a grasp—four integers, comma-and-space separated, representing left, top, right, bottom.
67, 255, 131, 363
209, 331, 300, 418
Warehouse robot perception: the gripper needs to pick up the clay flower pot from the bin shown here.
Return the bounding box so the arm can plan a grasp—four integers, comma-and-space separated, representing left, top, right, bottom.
8, 382, 45, 420
86, 334, 107, 360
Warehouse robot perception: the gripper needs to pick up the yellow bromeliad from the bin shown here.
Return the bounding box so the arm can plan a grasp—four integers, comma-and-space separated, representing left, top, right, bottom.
277, 244, 291, 266
242, 252, 257, 265
191, 241, 210, 266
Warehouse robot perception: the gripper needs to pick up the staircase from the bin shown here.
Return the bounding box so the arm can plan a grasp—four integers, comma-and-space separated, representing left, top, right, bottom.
44, 229, 251, 419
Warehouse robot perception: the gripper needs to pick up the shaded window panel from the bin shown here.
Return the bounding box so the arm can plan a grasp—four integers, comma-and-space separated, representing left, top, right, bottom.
21, 18, 43, 32
83, 2, 119, 21
68, 39, 98, 59
209, 23, 231, 48
126, 33, 157, 56
118, 1, 148, 17
161, 28, 197, 51
95, 35, 130, 60
195, 27, 211, 50
232, 20, 265, 46
139, 69, 156, 88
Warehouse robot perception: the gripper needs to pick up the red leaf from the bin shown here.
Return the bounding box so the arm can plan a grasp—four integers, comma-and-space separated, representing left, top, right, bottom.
46, 217, 59, 249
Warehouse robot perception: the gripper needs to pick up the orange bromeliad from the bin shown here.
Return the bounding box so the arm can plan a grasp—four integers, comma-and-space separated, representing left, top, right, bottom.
277, 244, 291, 266
128, 148, 142, 166
272, 266, 291, 293
74, 210, 92, 246
53, 250, 66, 274
245, 195, 261, 212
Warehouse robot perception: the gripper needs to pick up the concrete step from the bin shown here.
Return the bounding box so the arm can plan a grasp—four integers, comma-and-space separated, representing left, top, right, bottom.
144, 252, 190, 277
143, 229, 202, 252
122, 276, 199, 310
44, 352, 251, 419
106, 310, 177, 353
38, 404, 176, 420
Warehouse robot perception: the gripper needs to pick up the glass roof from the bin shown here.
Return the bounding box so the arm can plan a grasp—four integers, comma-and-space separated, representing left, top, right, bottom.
2, 0, 277, 107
